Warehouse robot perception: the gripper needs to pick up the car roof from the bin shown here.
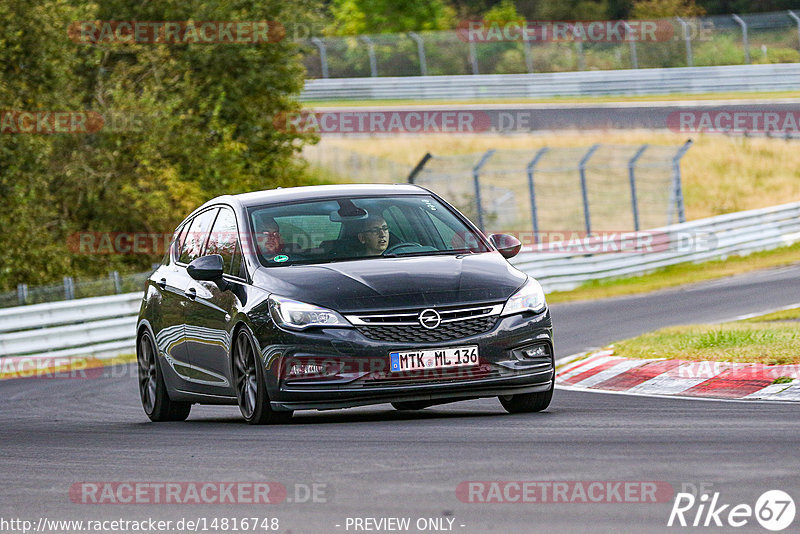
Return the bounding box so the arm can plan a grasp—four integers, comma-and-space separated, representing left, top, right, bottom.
198, 184, 429, 212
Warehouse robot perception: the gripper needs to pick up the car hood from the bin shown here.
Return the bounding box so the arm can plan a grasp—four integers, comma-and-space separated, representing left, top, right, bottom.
251, 253, 527, 312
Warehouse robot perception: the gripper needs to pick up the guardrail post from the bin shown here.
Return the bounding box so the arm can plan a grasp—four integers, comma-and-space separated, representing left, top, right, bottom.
671, 140, 693, 224
628, 144, 648, 231
17, 283, 28, 305
408, 32, 428, 76
310, 37, 329, 78
622, 21, 639, 69
526, 147, 549, 244
468, 41, 479, 74
360, 36, 378, 77
732, 14, 751, 64
578, 144, 600, 236
472, 150, 495, 232
407, 152, 432, 184
63, 276, 75, 300
110, 271, 122, 294
523, 40, 534, 73
788, 11, 800, 48
676, 17, 693, 67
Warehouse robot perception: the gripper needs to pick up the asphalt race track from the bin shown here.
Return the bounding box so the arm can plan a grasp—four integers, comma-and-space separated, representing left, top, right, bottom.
1, 264, 799, 533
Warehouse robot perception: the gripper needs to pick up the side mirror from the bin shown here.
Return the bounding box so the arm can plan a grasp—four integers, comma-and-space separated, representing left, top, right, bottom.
489, 233, 522, 259
187, 254, 225, 281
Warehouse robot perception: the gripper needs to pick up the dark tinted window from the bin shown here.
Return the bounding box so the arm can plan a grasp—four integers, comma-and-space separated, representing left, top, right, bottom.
205, 207, 240, 275
179, 208, 218, 264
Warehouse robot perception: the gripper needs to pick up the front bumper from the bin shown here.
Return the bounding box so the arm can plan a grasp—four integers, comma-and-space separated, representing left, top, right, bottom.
256, 309, 554, 411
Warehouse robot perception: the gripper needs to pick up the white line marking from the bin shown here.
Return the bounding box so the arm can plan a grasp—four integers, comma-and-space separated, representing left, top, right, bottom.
711, 302, 800, 323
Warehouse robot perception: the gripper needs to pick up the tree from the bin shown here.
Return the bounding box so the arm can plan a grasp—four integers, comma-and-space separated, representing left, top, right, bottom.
0, 0, 318, 290
329, 0, 456, 35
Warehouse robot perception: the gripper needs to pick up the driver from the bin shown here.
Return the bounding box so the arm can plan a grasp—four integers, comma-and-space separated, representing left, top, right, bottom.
356, 215, 389, 256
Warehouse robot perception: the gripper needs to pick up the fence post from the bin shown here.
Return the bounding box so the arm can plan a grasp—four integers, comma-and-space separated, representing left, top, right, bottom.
788, 11, 800, 48
675, 17, 694, 67
63, 276, 75, 300
575, 41, 585, 70
672, 140, 693, 224
17, 283, 28, 306
732, 14, 751, 64
110, 271, 122, 294
526, 147, 549, 244
407, 152, 432, 184
468, 41, 479, 74
523, 40, 534, 73
360, 36, 378, 77
578, 144, 600, 236
472, 150, 495, 232
408, 32, 428, 76
310, 37, 329, 78
622, 21, 639, 69
628, 144, 648, 232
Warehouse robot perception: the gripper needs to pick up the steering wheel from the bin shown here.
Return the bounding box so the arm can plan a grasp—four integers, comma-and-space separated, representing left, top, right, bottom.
383, 242, 423, 255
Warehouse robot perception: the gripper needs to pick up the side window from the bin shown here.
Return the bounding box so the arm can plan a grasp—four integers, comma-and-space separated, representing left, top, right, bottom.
427, 212, 457, 247
383, 206, 414, 242
168, 225, 187, 264
179, 208, 219, 264
205, 207, 240, 275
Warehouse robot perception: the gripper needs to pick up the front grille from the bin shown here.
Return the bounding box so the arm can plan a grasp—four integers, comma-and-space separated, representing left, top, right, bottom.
356, 315, 497, 343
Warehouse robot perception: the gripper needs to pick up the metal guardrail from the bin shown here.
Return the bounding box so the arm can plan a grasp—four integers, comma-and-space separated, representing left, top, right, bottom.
1, 201, 798, 361
512, 201, 800, 292
0, 293, 141, 360
300, 63, 800, 101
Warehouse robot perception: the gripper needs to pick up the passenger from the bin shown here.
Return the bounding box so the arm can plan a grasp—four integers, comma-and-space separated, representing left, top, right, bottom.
356, 215, 390, 256
257, 216, 285, 255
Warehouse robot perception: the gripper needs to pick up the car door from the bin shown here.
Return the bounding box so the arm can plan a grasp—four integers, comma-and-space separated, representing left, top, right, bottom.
149, 224, 195, 391
182, 206, 244, 396
172, 207, 222, 390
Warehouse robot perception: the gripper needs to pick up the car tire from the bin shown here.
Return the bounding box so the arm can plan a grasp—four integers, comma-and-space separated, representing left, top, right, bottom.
498, 385, 553, 414
232, 328, 293, 425
391, 401, 431, 411
137, 330, 192, 422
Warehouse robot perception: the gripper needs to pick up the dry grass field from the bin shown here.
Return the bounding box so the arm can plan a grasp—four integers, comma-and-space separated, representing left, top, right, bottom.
309, 131, 800, 221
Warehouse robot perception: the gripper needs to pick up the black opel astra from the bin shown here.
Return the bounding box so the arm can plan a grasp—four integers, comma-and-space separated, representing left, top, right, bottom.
137, 184, 554, 424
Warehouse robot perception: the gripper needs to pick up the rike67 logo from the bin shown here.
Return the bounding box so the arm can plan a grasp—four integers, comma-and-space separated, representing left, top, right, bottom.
668, 489, 795, 531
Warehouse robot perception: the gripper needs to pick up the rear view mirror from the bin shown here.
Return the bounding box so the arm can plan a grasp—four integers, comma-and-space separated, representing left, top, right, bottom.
187, 254, 225, 281
489, 234, 522, 259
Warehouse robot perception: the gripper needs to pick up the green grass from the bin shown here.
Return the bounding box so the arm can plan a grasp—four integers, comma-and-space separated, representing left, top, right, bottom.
611, 307, 800, 365
303, 90, 800, 107
546, 241, 800, 304
773, 376, 795, 384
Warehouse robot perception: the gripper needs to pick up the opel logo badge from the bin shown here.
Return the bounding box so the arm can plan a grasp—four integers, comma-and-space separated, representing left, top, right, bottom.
418, 309, 441, 329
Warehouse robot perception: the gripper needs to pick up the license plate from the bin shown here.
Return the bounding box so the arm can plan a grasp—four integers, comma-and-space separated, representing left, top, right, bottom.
389, 346, 479, 372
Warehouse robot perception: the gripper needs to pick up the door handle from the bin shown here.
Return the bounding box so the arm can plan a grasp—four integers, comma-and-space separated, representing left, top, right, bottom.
186, 287, 197, 300
157, 278, 167, 290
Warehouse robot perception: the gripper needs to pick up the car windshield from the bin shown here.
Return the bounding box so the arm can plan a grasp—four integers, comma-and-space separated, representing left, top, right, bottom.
247, 194, 490, 267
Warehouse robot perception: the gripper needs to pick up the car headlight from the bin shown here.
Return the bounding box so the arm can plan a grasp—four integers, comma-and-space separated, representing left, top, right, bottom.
268, 295, 352, 330
500, 277, 546, 316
